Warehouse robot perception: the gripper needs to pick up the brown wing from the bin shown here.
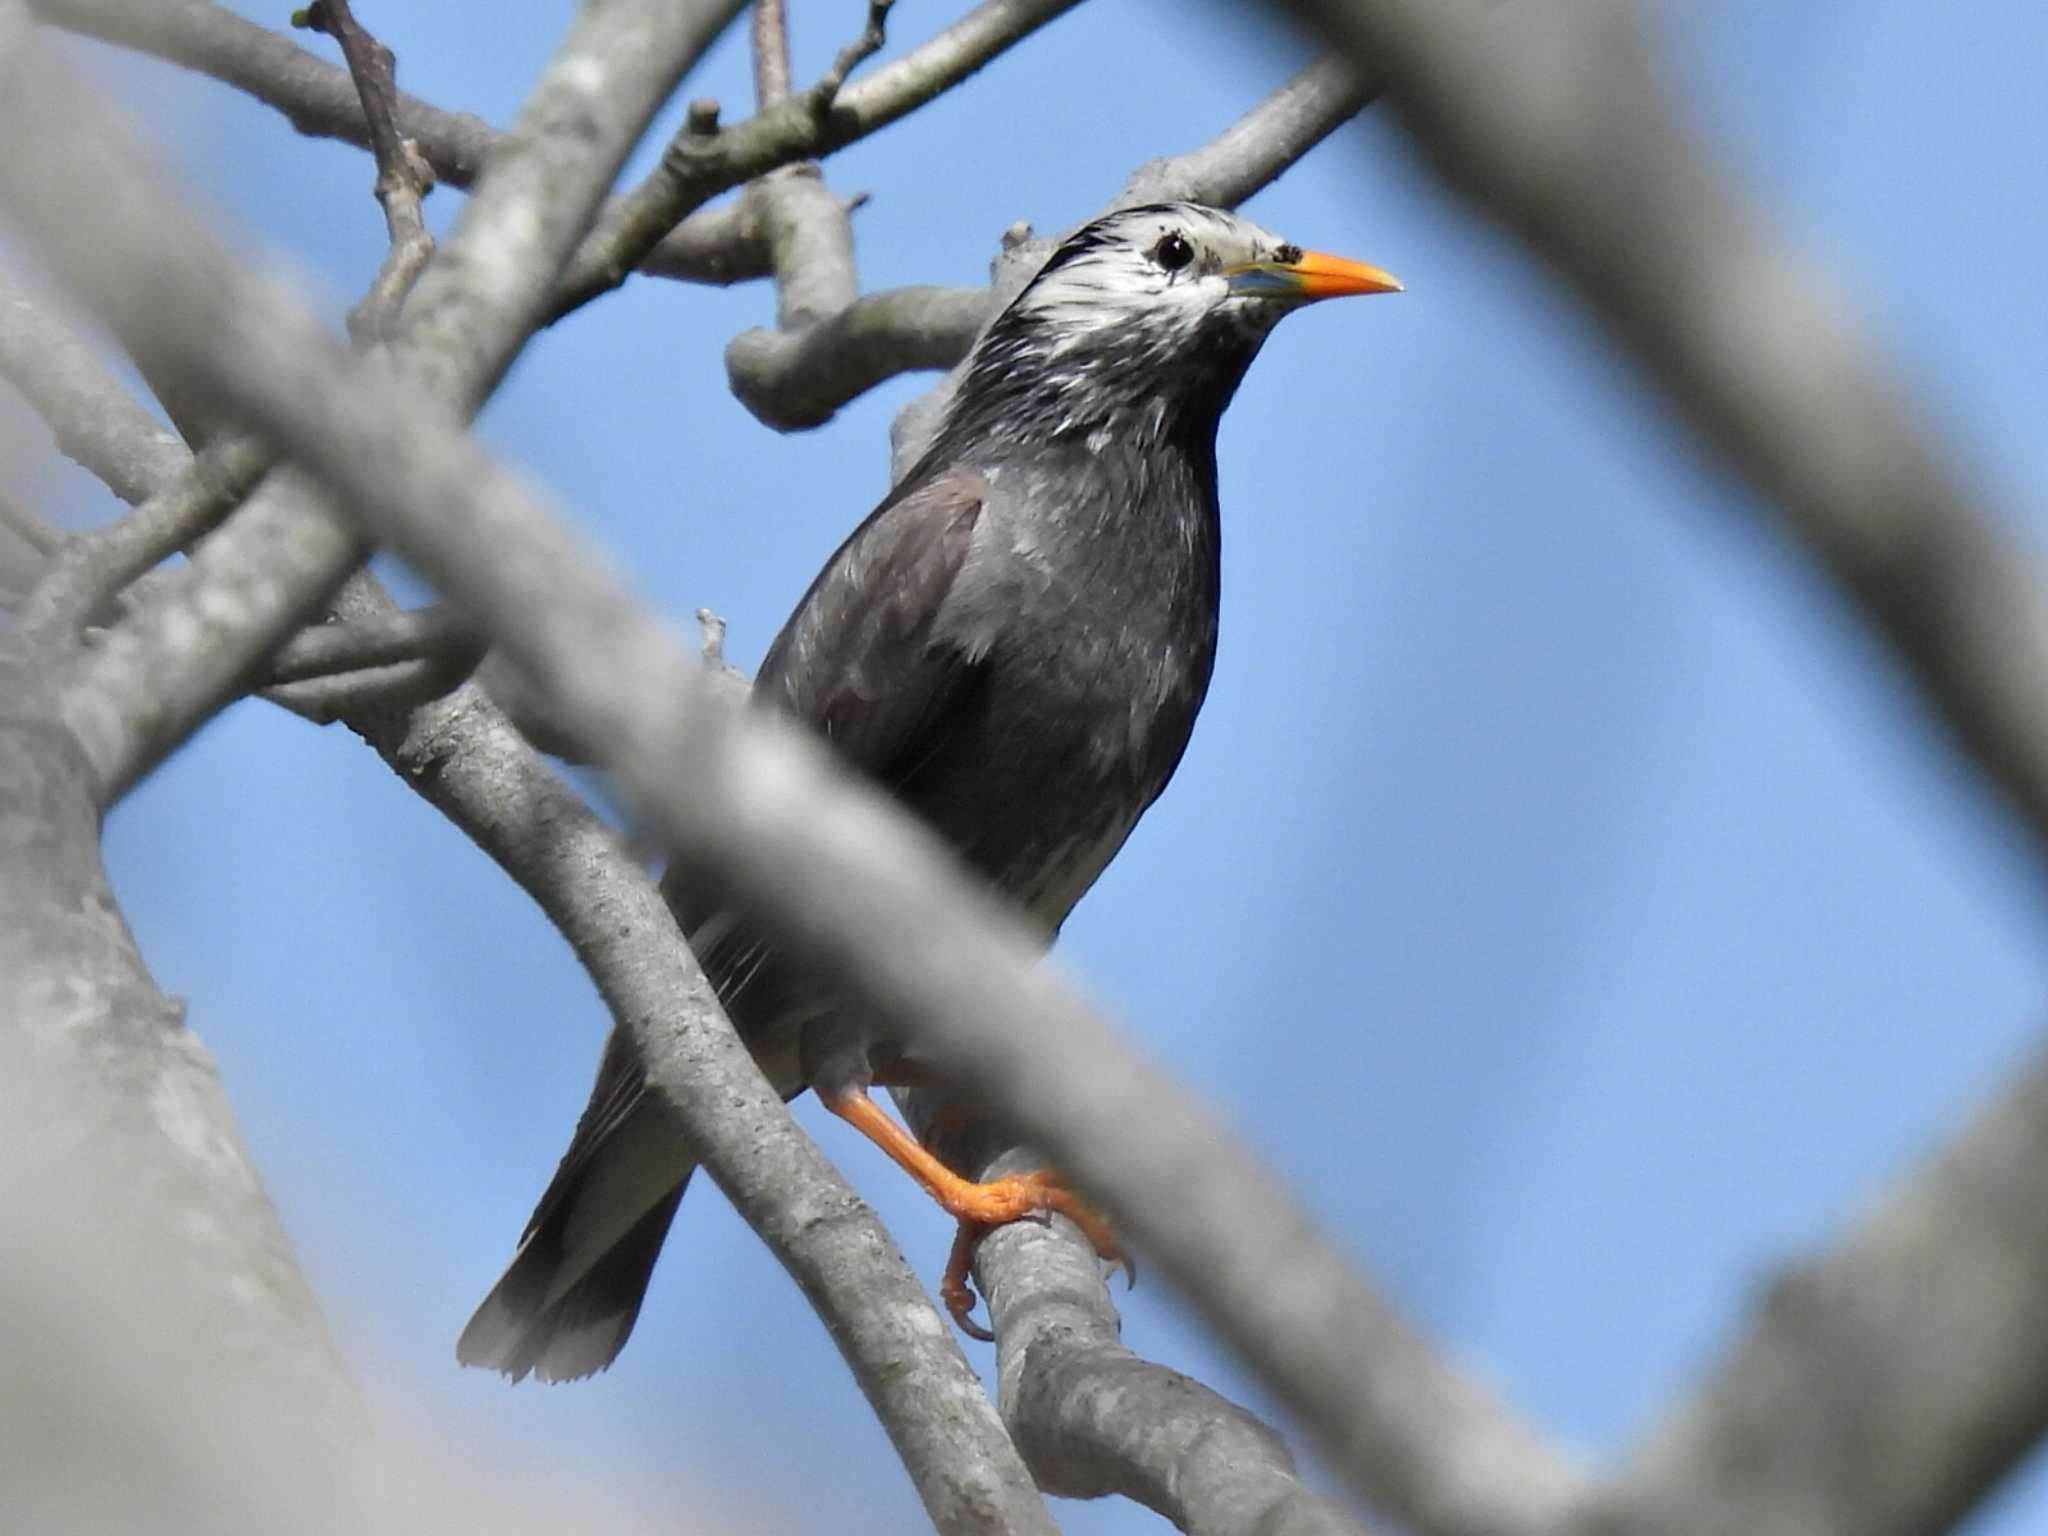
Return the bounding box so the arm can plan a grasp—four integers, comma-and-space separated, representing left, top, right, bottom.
754, 463, 990, 784
670, 463, 991, 1034
537, 464, 989, 1182
463, 468, 993, 1377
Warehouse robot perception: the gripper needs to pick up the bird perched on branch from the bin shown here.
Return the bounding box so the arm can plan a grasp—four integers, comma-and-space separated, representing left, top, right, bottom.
460, 201, 1400, 1381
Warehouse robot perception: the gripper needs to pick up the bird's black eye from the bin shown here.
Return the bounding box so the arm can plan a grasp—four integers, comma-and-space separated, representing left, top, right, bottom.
1152, 232, 1195, 273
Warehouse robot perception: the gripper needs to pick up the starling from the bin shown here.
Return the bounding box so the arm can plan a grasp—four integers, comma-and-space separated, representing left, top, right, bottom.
459, 202, 1400, 1381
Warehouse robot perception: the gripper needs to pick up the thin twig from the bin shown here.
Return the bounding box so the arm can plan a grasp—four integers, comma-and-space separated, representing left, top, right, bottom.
750, 0, 790, 106
726, 283, 993, 428
730, 0, 875, 353
261, 602, 484, 722
265, 600, 475, 683
0, 277, 281, 638
1121, 53, 1376, 208
0, 488, 54, 604
551, 0, 1060, 318
264, 660, 456, 723
293, 0, 436, 341
0, 481, 60, 555
24, 0, 764, 283
22, 436, 272, 636
28, 0, 1074, 300
817, 0, 893, 98
25, 0, 751, 801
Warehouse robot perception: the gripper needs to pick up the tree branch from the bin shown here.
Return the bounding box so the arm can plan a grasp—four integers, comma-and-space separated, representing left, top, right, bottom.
324, 629, 1055, 1535
0, 18, 1059, 1532
549, 0, 1080, 317
0, 485, 56, 603
294, 0, 437, 341
259, 601, 484, 723
67, 468, 370, 797
988, 1228, 1364, 1535
0, 36, 1589, 1526
254, 592, 479, 723
1287, 0, 2048, 882
267, 600, 475, 683
726, 284, 992, 430
6, 0, 748, 800
919, 1116, 1375, 1536
1, 210, 440, 697
750, 0, 791, 106
1122, 52, 1376, 208
25, 435, 272, 636
730, 1, 878, 339
25, 0, 771, 286
1260, 0, 2048, 1531
0, 276, 285, 637
264, 656, 469, 722
1580, 1042, 2048, 1536
29, 0, 495, 174
0, 625, 373, 1470
32, 0, 1077, 310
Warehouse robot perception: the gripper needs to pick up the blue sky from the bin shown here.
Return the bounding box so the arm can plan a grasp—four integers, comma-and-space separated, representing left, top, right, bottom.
19, 1, 2048, 1530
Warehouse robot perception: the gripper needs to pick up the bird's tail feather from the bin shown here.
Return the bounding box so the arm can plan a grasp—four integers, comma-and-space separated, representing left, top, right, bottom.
457, 1174, 689, 1384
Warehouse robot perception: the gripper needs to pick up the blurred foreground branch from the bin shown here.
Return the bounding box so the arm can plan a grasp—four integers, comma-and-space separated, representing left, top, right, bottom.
0, 11, 1055, 1533
0, 23, 1586, 1534
4, 233, 1361, 1524
1588, 1044, 2048, 1536
0, 271, 185, 503
0, 634, 372, 1482
1272, 0, 2048, 1531
26, 0, 765, 284
18, 0, 2048, 1532
1290, 0, 2048, 881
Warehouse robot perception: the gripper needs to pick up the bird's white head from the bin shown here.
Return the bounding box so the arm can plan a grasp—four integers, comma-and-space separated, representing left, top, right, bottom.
1013, 202, 1399, 354
951, 202, 1400, 447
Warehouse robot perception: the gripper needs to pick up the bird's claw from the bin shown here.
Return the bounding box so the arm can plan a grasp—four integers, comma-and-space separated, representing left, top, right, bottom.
936, 1173, 1133, 1339
941, 1221, 996, 1341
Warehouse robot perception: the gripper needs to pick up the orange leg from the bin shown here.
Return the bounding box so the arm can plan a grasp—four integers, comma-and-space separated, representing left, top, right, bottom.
820, 1086, 1131, 1336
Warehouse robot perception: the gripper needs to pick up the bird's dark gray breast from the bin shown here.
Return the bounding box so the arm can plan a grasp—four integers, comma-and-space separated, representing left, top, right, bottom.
672, 438, 1222, 1081
910, 440, 1220, 932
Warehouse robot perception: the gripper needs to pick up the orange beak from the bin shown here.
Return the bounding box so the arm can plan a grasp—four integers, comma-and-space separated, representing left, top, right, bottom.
1224, 249, 1403, 302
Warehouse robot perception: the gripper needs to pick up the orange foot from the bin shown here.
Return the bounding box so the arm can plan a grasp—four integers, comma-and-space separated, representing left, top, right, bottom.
937, 1173, 1133, 1339
818, 1087, 1133, 1339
